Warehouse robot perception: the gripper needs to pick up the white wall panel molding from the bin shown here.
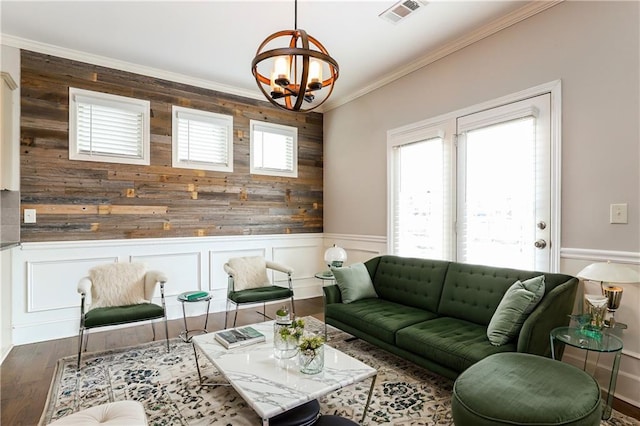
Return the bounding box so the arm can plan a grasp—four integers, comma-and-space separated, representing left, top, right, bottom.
27, 256, 117, 313
12, 234, 323, 345
324, 233, 386, 244
563, 348, 640, 407
323, 234, 387, 266
560, 252, 640, 410
18, 233, 322, 251
561, 247, 640, 265
131, 252, 203, 301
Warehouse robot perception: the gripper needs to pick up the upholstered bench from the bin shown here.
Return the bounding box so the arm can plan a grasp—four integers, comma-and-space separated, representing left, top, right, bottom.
47, 401, 147, 425
451, 352, 602, 426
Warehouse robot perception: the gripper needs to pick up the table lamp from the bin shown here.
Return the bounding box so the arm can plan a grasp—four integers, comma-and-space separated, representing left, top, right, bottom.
324, 244, 347, 269
577, 261, 640, 328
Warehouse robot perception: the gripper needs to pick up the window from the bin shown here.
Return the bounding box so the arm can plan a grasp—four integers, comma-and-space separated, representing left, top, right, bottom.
69, 87, 150, 165
172, 106, 233, 172
389, 123, 454, 260
388, 83, 560, 271
250, 120, 297, 178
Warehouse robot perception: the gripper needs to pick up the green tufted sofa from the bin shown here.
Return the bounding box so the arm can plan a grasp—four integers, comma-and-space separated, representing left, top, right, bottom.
323, 255, 578, 379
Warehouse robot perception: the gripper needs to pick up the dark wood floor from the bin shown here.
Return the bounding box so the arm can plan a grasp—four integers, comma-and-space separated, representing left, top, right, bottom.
2, 297, 639, 425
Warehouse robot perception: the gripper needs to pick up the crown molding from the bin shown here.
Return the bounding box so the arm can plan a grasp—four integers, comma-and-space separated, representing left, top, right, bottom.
0, 33, 265, 102
322, 0, 564, 112
1, 1, 563, 114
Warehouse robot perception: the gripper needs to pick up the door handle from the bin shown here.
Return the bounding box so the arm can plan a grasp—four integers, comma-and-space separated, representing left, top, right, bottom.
534, 239, 547, 249
537, 221, 546, 230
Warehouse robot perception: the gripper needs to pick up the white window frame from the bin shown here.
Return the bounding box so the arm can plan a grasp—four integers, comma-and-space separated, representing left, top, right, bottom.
387, 80, 562, 272
69, 87, 150, 165
250, 120, 298, 178
388, 120, 456, 261
172, 106, 233, 172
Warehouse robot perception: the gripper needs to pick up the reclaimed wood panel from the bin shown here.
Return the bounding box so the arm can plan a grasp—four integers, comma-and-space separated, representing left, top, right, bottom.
20, 50, 323, 242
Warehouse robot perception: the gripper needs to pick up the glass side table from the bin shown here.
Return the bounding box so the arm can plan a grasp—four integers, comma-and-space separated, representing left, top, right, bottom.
314, 271, 335, 283
177, 291, 212, 343
550, 326, 623, 420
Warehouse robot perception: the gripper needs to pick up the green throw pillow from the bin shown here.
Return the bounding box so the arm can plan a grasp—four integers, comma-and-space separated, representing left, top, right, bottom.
487, 275, 545, 346
332, 262, 378, 304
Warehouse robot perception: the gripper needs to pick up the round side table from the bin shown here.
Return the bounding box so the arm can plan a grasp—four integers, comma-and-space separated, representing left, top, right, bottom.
550, 326, 623, 420
177, 291, 212, 343
314, 271, 335, 284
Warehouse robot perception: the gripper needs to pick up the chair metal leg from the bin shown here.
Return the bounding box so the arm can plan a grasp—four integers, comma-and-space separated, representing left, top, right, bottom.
224, 300, 230, 329
290, 296, 296, 318
77, 326, 85, 369
163, 312, 170, 353
151, 321, 157, 341
233, 304, 239, 327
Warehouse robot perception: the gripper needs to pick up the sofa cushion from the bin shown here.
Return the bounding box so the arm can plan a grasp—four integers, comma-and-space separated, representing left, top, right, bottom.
332, 262, 378, 304
438, 263, 551, 326
487, 275, 545, 346
325, 298, 438, 344
368, 256, 449, 313
395, 317, 515, 372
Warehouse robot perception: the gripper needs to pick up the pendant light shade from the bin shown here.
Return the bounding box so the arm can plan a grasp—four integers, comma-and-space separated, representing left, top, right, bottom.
251, 1, 339, 113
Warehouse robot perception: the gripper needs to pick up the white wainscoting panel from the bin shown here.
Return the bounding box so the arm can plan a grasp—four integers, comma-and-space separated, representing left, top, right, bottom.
274, 244, 325, 299
322, 233, 387, 266
11, 234, 323, 345
560, 248, 640, 409
28, 257, 117, 312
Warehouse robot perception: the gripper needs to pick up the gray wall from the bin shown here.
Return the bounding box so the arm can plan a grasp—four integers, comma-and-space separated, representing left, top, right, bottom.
323, 1, 639, 253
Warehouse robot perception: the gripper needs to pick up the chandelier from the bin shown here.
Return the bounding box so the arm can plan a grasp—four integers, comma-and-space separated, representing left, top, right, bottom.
251, 0, 339, 113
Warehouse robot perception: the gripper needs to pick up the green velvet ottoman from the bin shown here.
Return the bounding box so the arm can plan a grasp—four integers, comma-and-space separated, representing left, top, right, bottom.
451, 353, 602, 426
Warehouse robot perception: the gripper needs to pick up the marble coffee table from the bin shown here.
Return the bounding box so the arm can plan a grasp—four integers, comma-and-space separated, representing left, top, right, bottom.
191, 320, 377, 425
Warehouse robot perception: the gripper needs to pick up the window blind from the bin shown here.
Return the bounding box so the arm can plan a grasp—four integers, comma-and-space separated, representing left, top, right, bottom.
69, 88, 150, 165
250, 121, 297, 177
75, 99, 144, 158
171, 106, 233, 172
392, 136, 451, 260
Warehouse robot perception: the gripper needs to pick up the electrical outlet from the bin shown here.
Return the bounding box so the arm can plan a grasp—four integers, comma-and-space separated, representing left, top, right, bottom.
610, 203, 628, 224
24, 209, 36, 223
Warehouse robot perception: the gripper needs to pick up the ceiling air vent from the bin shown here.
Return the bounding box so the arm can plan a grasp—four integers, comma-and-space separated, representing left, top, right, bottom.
379, 0, 427, 24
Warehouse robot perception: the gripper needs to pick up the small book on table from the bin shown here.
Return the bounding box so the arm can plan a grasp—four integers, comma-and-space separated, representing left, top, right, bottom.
214, 326, 265, 349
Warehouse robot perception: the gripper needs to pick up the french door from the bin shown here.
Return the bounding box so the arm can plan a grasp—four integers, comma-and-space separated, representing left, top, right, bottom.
456, 94, 551, 271
389, 90, 556, 272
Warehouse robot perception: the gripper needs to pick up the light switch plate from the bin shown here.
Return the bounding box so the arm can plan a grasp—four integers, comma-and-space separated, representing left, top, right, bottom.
610, 203, 628, 224
24, 208, 36, 223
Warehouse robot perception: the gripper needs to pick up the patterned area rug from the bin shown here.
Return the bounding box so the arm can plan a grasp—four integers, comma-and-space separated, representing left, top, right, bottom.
41, 317, 638, 425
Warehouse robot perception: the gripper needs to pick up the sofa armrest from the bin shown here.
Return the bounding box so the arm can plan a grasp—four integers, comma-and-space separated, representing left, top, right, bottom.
323, 284, 342, 305
517, 278, 578, 356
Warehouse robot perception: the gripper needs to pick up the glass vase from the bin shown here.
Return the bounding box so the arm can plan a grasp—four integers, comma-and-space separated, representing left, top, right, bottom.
273, 323, 298, 359
299, 345, 324, 374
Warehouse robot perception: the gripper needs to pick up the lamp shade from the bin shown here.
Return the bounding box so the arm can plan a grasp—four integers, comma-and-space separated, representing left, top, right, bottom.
577, 262, 640, 283
324, 245, 347, 268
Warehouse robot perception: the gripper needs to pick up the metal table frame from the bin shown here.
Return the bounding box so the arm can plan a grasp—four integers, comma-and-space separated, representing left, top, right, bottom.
550, 326, 623, 420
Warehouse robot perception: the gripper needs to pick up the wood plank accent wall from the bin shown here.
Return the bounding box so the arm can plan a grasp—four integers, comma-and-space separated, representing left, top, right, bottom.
19, 50, 323, 242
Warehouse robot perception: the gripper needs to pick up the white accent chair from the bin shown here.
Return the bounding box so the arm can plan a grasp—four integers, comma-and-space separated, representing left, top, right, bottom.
223, 256, 295, 328
77, 263, 169, 368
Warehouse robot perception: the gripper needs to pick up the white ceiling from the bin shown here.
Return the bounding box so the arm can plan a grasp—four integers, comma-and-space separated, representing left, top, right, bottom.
0, 1, 552, 111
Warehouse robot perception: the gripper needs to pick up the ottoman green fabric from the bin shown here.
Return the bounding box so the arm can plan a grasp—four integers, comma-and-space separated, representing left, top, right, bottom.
451, 353, 602, 426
